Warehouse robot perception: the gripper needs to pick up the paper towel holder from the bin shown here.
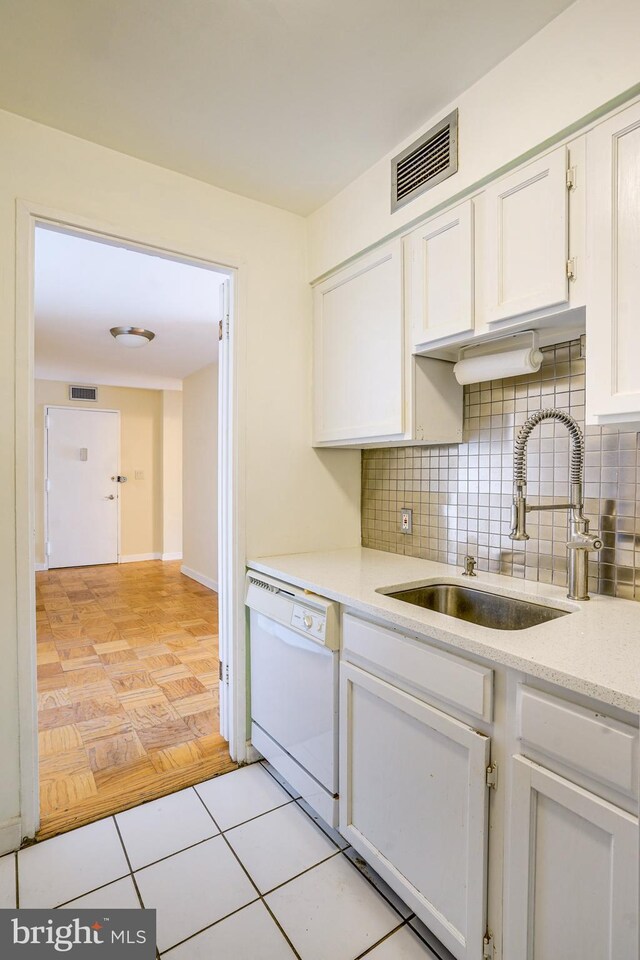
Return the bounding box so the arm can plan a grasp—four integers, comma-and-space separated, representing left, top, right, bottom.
453, 329, 544, 385
456, 329, 538, 363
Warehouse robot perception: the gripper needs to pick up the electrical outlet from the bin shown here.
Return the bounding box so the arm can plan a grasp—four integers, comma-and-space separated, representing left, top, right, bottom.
400, 508, 412, 534
134, 470, 144, 480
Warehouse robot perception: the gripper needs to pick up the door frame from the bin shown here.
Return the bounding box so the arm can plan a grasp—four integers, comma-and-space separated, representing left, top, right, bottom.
43, 405, 122, 571
15, 199, 248, 838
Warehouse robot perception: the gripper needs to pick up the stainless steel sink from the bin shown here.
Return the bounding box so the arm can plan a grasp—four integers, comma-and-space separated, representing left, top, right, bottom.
383, 583, 570, 631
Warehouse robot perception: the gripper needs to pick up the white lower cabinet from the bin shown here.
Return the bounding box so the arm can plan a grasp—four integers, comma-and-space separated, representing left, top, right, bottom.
339, 660, 491, 960
504, 756, 639, 960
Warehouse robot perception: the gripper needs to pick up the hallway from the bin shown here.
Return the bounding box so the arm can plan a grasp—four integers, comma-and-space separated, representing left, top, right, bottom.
36, 560, 235, 838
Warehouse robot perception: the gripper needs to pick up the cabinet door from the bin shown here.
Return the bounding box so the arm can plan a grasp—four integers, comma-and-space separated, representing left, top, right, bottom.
586, 101, 640, 421
408, 200, 474, 348
484, 147, 569, 323
340, 661, 490, 960
313, 240, 404, 443
505, 756, 639, 960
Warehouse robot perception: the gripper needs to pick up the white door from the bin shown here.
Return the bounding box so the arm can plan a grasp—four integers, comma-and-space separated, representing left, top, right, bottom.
484, 146, 569, 323
340, 661, 491, 960
586, 100, 640, 421
46, 407, 120, 568
504, 756, 639, 960
408, 200, 475, 348
313, 239, 404, 443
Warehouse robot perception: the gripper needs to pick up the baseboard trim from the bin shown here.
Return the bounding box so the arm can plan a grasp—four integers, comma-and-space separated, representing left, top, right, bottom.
35, 562, 48, 572
119, 553, 162, 564
181, 565, 218, 592
0, 816, 22, 856
161, 552, 183, 562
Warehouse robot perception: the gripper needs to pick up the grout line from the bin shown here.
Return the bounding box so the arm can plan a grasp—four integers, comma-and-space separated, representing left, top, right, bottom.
158, 896, 262, 955
191, 785, 303, 960
353, 919, 410, 959
258, 848, 343, 897
123, 831, 222, 874
54, 870, 133, 908
112, 816, 146, 910
192, 783, 293, 832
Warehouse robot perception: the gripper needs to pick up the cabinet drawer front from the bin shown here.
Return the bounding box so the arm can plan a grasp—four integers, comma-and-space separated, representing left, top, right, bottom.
343, 613, 493, 721
517, 685, 639, 798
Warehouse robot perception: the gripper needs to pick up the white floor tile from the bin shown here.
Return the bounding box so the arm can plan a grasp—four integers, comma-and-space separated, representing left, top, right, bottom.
227, 802, 338, 893
163, 900, 295, 959
60, 876, 141, 910
343, 846, 412, 918
366, 925, 440, 959
19, 818, 129, 908
265, 853, 401, 960
135, 835, 256, 953
116, 788, 218, 869
195, 764, 291, 830
0, 854, 16, 908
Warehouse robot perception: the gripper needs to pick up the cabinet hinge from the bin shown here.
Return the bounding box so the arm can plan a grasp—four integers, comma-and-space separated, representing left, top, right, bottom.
483, 933, 495, 959
218, 314, 230, 342
566, 257, 576, 281
486, 762, 498, 790
44, 414, 50, 430
566, 166, 576, 190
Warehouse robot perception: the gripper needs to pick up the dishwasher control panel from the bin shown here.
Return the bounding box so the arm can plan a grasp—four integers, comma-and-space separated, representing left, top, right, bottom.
291, 603, 326, 641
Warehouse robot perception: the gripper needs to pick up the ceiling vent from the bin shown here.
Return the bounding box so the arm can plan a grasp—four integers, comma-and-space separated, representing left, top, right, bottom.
69, 384, 98, 402
391, 109, 458, 212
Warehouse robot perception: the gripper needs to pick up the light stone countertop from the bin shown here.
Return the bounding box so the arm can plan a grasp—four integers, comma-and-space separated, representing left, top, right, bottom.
248, 547, 640, 715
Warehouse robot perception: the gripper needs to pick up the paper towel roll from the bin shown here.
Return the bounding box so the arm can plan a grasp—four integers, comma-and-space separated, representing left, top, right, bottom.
453, 347, 543, 385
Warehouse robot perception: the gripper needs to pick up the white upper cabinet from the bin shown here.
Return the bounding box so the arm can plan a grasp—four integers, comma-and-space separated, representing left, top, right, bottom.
586, 100, 640, 423
313, 239, 404, 444
407, 200, 475, 350
313, 239, 462, 447
483, 146, 570, 324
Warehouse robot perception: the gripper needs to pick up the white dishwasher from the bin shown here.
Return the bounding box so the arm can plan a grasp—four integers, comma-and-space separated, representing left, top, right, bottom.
246, 570, 340, 826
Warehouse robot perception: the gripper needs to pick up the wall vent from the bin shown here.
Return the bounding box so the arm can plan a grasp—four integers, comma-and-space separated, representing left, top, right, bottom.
69, 384, 98, 402
391, 109, 458, 212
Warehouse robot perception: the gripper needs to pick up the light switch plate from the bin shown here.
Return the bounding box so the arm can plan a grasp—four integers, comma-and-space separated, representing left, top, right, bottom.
400, 508, 412, 534
134, 470, 144, 480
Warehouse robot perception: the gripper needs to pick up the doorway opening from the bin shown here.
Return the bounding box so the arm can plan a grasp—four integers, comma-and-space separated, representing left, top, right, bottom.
30, 221, 238, 838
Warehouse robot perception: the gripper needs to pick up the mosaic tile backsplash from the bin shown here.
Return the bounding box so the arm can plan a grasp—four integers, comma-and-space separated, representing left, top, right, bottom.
362, 339, 640, 601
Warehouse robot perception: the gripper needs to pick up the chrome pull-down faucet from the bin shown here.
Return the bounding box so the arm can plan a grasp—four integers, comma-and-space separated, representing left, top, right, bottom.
509, 409, 602, 600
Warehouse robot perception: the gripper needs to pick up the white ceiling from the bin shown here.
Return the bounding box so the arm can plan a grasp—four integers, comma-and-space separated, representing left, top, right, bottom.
0, 0, 574, 214
34, 226, 226, 390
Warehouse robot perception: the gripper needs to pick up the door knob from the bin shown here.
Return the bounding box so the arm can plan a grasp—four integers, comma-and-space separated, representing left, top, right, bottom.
105, 494, 115, 500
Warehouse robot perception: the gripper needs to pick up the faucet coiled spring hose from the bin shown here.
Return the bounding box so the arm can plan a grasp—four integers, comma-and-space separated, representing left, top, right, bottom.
513, 408, 584, 486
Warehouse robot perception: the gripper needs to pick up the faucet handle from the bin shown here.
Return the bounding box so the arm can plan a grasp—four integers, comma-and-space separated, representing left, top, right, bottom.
567, 532, 603, 552
462, 555, 477, 577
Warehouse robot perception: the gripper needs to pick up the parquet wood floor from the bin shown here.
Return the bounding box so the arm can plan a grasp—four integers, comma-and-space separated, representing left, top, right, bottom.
36, 560, 236, 839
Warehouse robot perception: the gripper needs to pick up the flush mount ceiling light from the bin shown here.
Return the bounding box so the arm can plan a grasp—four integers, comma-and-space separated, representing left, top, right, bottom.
110, 326, 156, 348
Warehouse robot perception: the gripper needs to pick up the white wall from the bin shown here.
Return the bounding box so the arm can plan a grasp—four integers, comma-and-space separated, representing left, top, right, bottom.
182, 364, 218, 588
308, 0, 640, 279
162, 390, 183, 560
0, 108, 361, 850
